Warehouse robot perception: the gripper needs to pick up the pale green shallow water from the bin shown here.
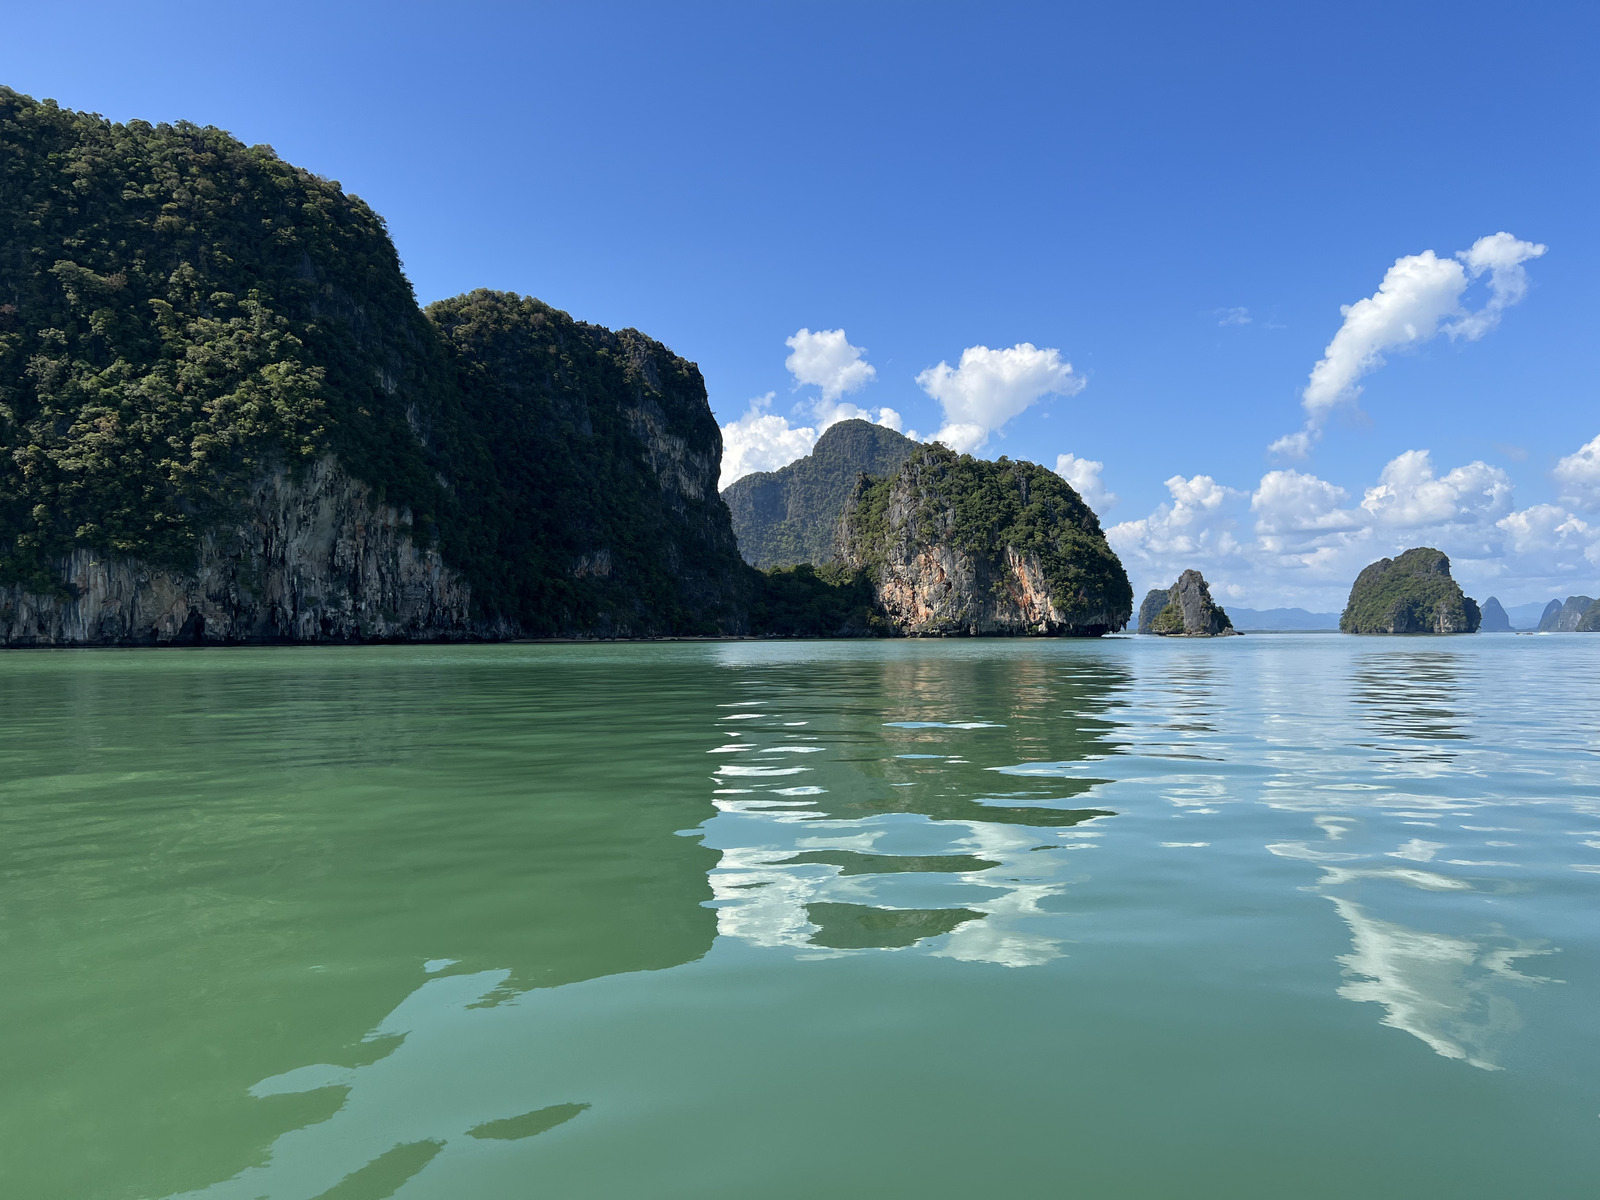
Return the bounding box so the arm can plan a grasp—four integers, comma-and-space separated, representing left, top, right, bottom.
2, 635, 1598, 1199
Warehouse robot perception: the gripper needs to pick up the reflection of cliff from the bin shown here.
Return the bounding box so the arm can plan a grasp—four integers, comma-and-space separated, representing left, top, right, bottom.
704, 644, 1127, 968
0, 650, 718, 1200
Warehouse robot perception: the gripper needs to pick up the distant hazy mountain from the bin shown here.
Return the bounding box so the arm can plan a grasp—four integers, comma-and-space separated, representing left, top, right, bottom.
1226, 607, 1339, 631
722, 420, 919, 568
1479, 597, 1513, 632
1539, 596, 1595, 632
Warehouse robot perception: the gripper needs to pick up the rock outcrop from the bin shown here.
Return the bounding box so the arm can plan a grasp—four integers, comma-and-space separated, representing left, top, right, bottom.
836, 445, 1132, 636
1340, 548, 1481, 634
1479, 596, 1513, 632
1137, 588, 1171, 635
1577, 599, 1600, 632
1538, 595, 1595, 632
1537, 599, 1564, 630
0, 458, 476, 646
721, 419, 919, 568
1142, 570, 1237, 636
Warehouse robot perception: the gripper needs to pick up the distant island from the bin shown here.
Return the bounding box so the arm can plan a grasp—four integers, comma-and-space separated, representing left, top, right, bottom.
1539, 595, 1597, 632
1340, 548, 1480, 634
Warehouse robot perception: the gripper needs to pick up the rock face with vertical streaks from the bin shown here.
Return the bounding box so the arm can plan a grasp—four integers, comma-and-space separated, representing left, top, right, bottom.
0, 457, 476, 645
1538, 595, 1595, 632
835, 445, 1131, 636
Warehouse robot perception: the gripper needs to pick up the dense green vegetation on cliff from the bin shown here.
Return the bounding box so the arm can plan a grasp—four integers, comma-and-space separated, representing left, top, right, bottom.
0, 87, 444, 591
0, 89, 746, 634
426, 290, 748, 634
722, 419, 917, 567
842, 444, 1132, 630
1340, 547, 1480, 634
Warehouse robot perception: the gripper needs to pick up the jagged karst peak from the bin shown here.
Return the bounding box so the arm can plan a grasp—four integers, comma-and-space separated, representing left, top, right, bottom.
0, 89, 749, 644
1479, 596, 1513, 632
1538, 594, 1597, 632
1137, 570, 1237, 637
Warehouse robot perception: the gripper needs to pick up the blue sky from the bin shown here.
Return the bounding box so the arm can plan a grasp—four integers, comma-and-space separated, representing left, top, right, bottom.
4, 1, 1596, 608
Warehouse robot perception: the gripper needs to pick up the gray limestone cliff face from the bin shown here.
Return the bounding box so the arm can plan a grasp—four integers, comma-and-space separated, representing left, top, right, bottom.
1539, 595, 1595, 632
1142, 570, 1237, 636
1137, 588, 1170, 635
1, 458, 482, 647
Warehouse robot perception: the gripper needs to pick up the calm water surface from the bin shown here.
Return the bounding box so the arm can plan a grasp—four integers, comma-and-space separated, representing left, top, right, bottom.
2, 635, 1597, 1197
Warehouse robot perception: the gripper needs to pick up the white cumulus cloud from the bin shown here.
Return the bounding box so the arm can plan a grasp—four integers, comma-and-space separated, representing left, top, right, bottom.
1553, 433, 1600, 512
1496, 504, 1593, 569
718, 329, 907, 489
718, 393, 817, 490
1450, 232, 1547, 340
1360, 451, 1513, 528
1252, 470, 1358, 541
1112, 442, 1600, 610
1053, 453, 1116, 514
785, 328, 877, 402
1107, 476, 1248, 589
917, 343, 1082, 454
1271, 233, 1546, 459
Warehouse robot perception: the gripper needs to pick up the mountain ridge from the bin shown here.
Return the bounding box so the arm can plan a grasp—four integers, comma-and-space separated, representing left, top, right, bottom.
721, 419, 917, 568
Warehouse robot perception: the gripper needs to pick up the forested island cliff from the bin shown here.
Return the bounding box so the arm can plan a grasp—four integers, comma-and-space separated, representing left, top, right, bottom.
0, 89, 1130, 645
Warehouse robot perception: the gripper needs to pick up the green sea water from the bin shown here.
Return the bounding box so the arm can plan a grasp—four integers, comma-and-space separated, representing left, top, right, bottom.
1, 636, 1597, 1198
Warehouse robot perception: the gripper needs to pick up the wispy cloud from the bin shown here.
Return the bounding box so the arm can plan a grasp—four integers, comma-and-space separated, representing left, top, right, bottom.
1270, 233, 1546, 460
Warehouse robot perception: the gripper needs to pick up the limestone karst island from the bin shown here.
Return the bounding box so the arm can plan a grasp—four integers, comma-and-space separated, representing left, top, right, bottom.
5, 14, 1600, 1198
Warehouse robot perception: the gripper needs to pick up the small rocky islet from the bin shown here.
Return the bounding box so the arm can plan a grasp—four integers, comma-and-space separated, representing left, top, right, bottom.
1136, 570, 1236, 637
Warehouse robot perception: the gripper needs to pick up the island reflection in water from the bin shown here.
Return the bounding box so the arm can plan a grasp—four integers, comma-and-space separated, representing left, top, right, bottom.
0, 637, 1596, 1198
